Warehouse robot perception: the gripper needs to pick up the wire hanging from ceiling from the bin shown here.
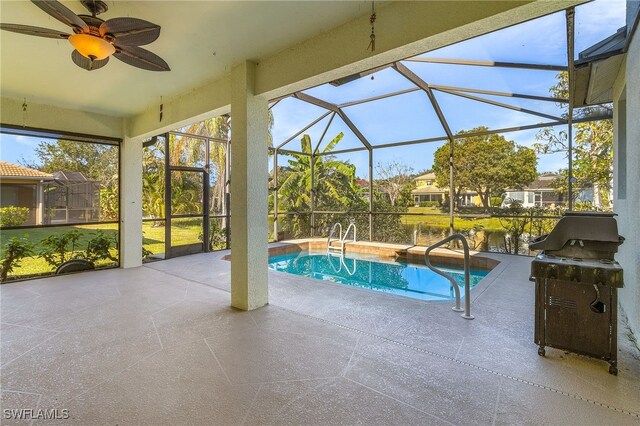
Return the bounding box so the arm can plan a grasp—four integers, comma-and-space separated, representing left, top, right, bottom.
22, 98, 28, 127
367, 1, 376, 53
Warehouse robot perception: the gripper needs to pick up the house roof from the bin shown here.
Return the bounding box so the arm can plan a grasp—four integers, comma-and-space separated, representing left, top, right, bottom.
355, 178, 369, 188
572, 26, 626, 107
527, 174, 560, 190
414, 172, 436, 181
504, 173, 559, 191
412, 186, 445, 195
53, 171, 89, 183
0, 161, 53, 179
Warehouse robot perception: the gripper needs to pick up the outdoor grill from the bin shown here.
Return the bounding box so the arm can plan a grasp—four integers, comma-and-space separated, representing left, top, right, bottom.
529, 211, 624, 375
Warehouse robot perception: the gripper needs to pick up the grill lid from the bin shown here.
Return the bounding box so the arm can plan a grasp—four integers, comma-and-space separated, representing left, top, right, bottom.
529, 212, 622, 252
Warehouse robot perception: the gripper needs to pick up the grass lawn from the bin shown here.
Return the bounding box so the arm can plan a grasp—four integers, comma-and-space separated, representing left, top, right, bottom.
1, 220, 206, 280
402, 207, 506, 232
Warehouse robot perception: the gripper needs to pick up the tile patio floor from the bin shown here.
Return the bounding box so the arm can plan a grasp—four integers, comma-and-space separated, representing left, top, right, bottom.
1, 250, 639, 425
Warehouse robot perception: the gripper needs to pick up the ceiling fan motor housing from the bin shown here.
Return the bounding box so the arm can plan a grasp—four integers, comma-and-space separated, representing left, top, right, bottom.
80, 0, 109, 17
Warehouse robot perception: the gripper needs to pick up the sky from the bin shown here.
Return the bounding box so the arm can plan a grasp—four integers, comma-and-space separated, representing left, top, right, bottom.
0, 0, 628, 179
270, 0, 628, 179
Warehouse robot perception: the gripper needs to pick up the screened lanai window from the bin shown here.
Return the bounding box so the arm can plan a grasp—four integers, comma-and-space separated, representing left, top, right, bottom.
0, 127, 120, 281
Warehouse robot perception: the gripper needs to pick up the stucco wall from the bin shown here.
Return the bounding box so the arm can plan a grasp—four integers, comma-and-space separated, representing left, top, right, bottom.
0, 97, 123, 140
613, 22, 640, 339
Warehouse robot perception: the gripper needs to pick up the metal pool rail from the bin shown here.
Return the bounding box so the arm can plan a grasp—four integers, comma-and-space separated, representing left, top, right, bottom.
424, 233, 474, 320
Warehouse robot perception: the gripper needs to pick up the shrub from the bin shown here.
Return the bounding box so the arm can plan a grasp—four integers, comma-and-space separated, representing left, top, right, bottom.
490, 196, 503, 207
84, 231, 118, 263
39, 230, 82, 268
1, 236, 34, 282
496, 201, 528, 254
418, 201, 440, 208
574, 200, 595, 211
0, 206, 30, 227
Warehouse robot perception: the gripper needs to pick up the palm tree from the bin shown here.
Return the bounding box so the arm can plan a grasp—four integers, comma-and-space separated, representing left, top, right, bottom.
142, 141, 165, 224
276, 133, 363, 236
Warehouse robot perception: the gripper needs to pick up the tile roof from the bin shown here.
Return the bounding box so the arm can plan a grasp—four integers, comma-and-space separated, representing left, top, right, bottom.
0, 161, 53, 178
414, 172, 436, 181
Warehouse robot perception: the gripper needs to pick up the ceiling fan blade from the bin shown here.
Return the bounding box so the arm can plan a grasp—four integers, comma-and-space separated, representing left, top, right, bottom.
72, 49, 109, 71
31, 0, 88, 31
0, 23, 70, 39
113, 45, 170, 71
99, 18, 160, 46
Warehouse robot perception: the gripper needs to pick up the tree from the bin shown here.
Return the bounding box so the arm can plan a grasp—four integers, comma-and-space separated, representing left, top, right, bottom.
274, 132, 363, 236
176, 113, 273, 216
432, 128, 538, 210
278, 133, 361, 210
142, 140, 165, 223
534, 72, 613, 209
374, 161, 416, 207
22, 140, 119, 219
23, 140, 119, 189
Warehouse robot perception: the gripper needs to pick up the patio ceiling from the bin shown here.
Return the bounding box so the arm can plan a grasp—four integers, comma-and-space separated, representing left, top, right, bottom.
0, 0, 376, 117
0, 0, 585, 134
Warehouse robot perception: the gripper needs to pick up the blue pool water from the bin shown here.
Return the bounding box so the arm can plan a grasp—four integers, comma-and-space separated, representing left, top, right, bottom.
268, 252, 489, 301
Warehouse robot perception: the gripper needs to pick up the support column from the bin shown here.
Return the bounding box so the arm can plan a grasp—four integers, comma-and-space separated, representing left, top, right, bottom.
120, 136, 143, 268
449, 139, 455, 236
368, 148, 373, 241
273, 150, 279, 242
37, 182, 44, 225
230, 60, 269, 311
566, 8, 575, 210
310, 152, 315, 237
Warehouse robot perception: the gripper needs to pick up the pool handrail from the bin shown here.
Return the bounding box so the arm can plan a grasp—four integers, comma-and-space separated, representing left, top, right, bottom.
327, 223, 343, 255
424, 233, 474, 320
327, 222, 357, 257
344, 222, 357, 244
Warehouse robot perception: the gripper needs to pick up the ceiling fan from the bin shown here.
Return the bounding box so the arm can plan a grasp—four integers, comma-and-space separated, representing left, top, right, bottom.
0, 0, 170, 71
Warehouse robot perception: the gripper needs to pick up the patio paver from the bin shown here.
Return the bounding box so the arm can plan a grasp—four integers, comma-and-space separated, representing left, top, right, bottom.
1, 250, 639, 425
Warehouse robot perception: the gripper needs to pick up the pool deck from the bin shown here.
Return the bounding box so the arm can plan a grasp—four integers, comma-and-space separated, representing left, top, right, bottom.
1, 248, 639, 424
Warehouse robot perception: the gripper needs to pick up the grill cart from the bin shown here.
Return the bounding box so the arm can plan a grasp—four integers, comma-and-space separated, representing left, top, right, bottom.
529, 212, 624, 375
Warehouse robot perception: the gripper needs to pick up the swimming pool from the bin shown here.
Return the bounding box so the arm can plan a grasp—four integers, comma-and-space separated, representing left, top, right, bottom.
268, 252, 489, 301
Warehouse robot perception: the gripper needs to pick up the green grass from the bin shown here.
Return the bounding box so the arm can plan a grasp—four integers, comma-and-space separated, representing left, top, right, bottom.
1, 220, 206, 280
401, 207, 505, 232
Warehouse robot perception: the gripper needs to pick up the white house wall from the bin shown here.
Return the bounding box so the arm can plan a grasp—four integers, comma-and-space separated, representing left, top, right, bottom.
613, 23, 640, 339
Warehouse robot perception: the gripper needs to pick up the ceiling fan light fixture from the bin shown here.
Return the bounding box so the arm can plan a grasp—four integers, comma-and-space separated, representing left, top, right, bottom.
68, 33, 114, 60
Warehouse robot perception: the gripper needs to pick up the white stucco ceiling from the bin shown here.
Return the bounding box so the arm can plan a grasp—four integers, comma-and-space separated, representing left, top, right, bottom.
0, 0, 374, 117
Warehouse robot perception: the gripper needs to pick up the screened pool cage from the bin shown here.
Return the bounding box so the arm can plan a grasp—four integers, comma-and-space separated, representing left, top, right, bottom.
153, 7, 614, 255
44, 171, 101, 224
266, 7, 614, 251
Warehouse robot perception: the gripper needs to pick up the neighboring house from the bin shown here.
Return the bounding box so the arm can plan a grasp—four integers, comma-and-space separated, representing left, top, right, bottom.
411, 172, 481, 206
0, 161, 53, 225
355, 178, 370, 202
501, 172, 593, 208
44, 171, 101, 224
